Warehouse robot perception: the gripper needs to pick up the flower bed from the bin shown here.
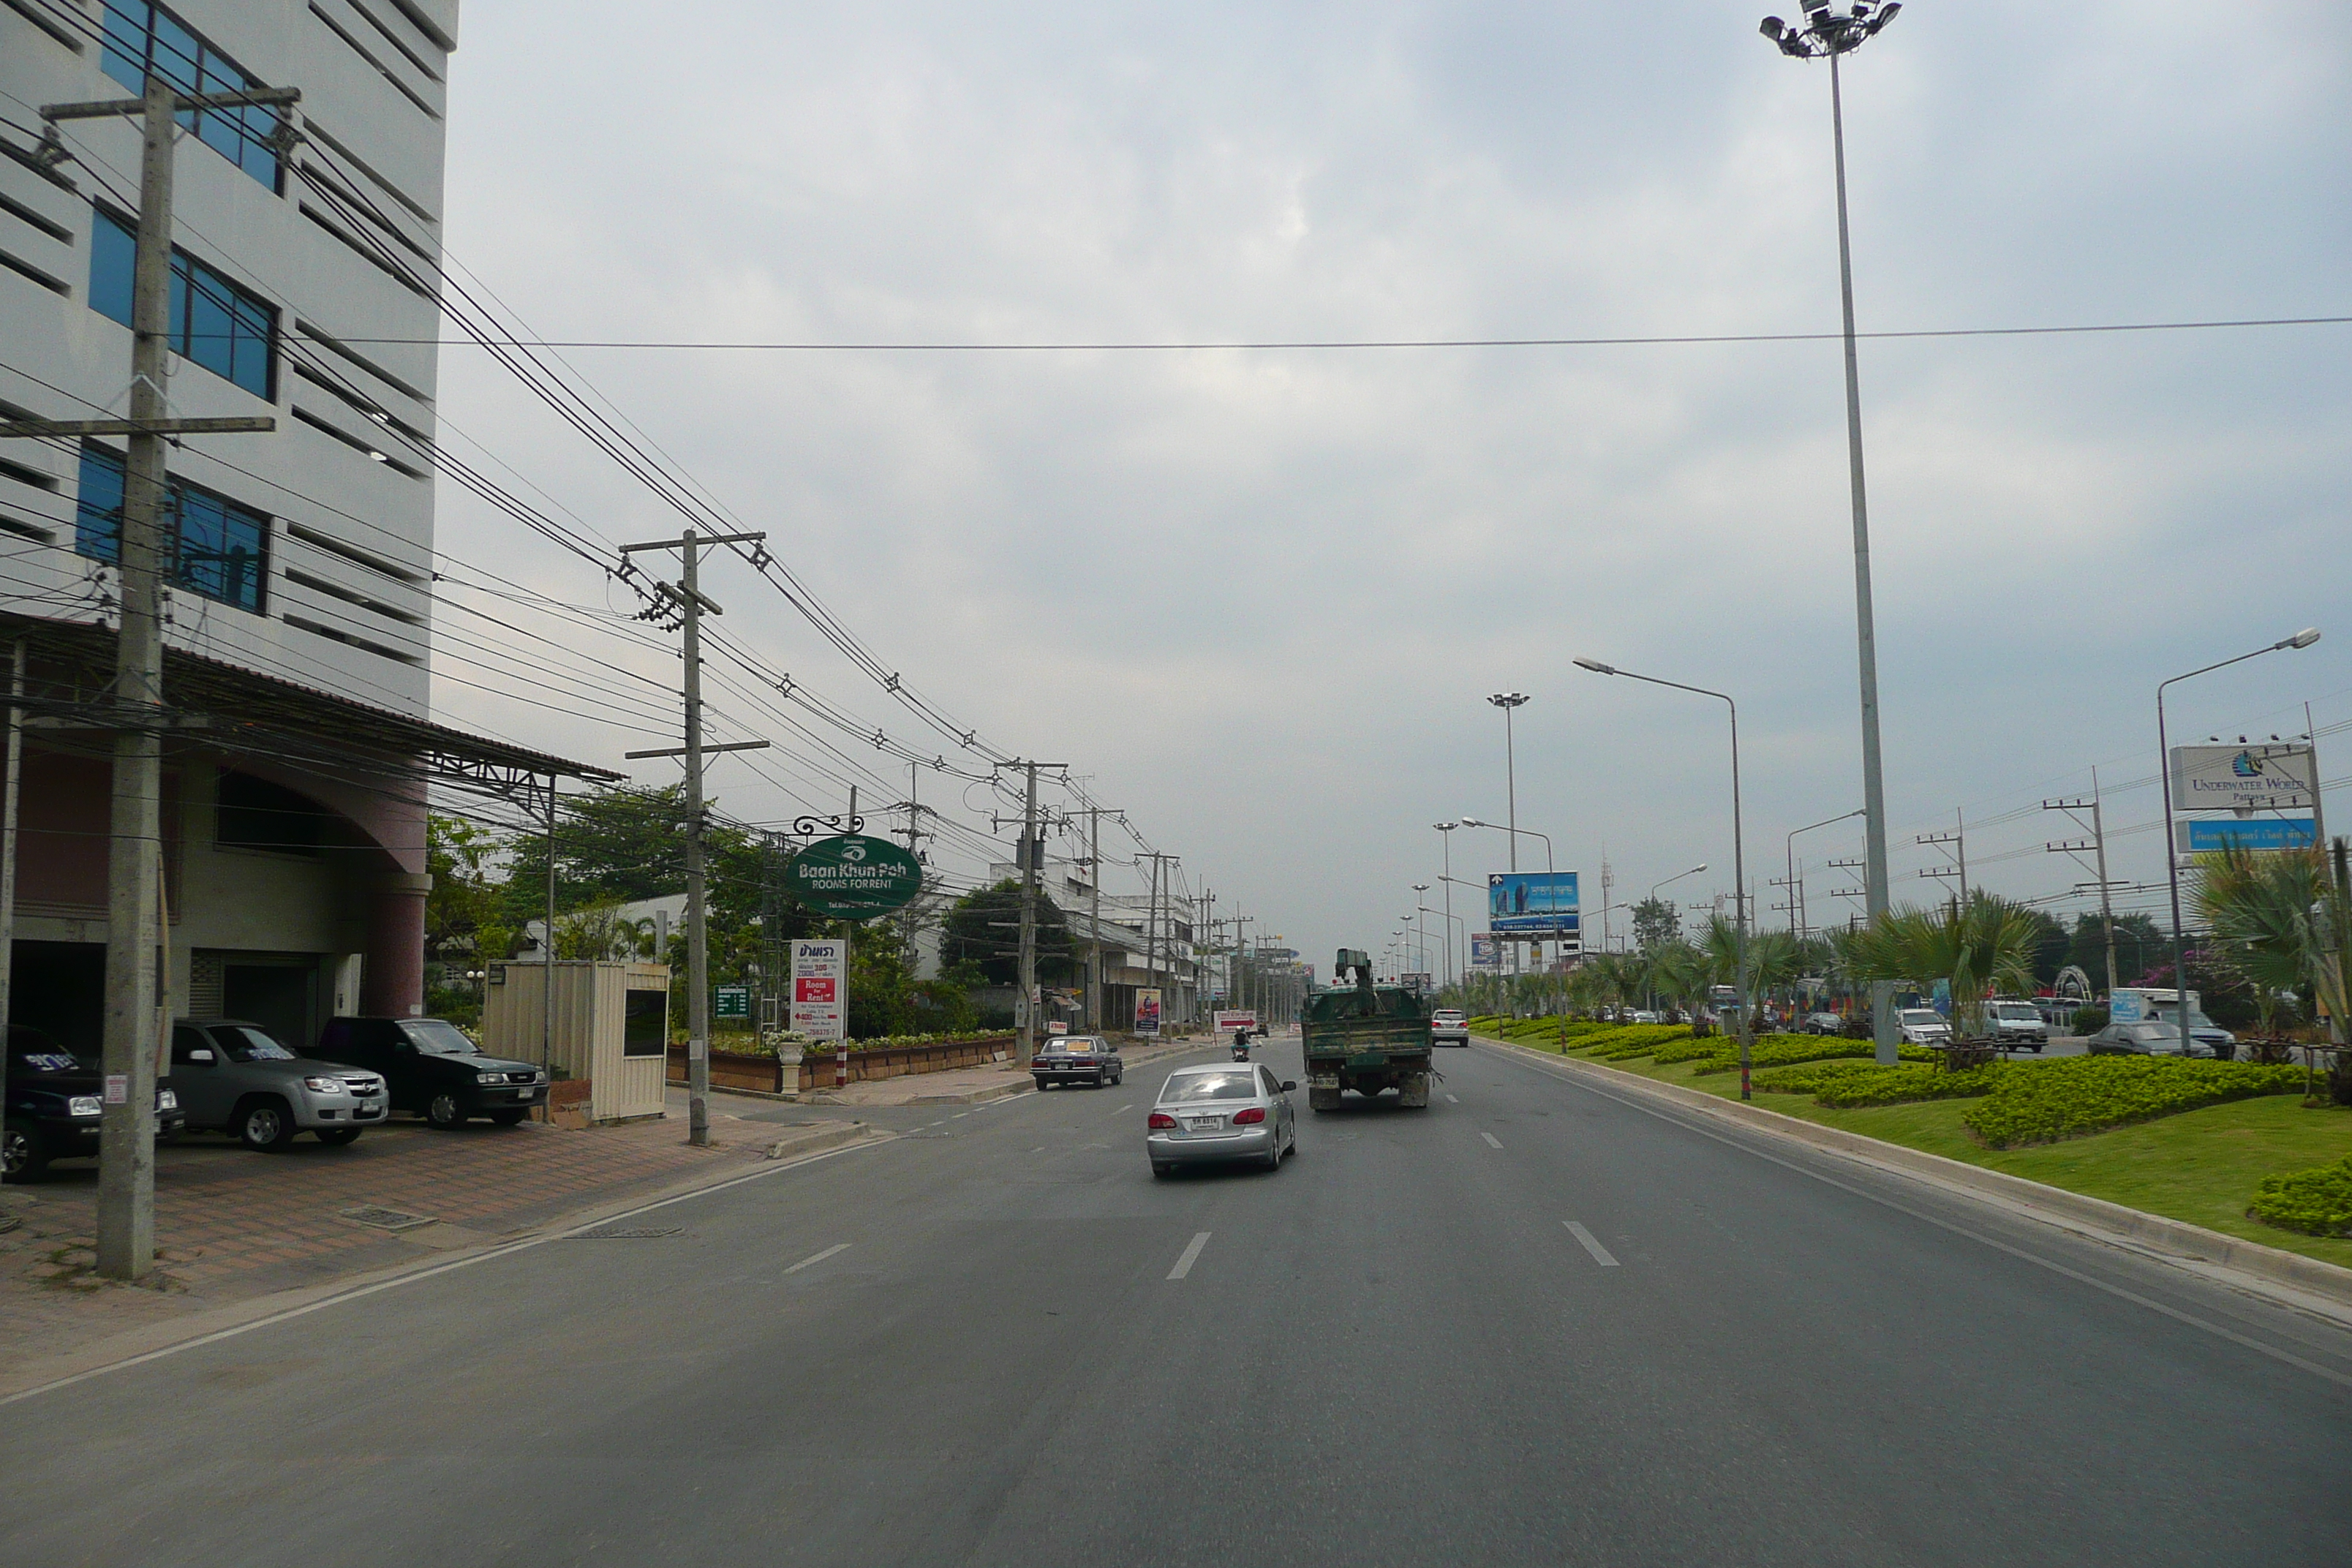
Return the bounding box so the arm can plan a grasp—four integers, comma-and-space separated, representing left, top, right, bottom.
2248, 1156, 2352, 1238
1959, 1055, 2304, 1150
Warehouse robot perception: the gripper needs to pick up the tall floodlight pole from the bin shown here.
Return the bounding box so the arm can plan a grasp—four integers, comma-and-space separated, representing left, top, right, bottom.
1759, 0, 1902, 1063
1489, 693, 1530, 977
1578, 660, 1752, 1099
2157, 630, 2320, 1057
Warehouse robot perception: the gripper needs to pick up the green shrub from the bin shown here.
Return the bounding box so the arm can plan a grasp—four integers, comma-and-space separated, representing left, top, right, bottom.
1689, 1035, 1935, 1076
1812, 1063, 2002, 1107
2070, 1006, 2108, 1035
1960, 1055, 2303, 1149
2249, 1156, 2352, 1237
1576, 1025, 1697, 1060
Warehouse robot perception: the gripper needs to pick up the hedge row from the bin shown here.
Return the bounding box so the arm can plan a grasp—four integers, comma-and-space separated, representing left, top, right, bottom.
1689, 1035, 1935, 1077
2249, 1156, 2352, 1238
1749, 1060, 2003, 1107
1960, 1056, 2304, 1149
1572, 1025, 1699, 1060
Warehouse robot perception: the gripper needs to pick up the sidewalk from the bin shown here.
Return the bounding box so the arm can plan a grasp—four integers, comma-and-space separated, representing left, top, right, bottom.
0, 1106, 866, 1391
793, 1036, 1218, 1107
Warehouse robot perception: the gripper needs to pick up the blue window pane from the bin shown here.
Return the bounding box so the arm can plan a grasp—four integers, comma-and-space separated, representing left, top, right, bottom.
184, 270, 234, 382
174, 489, 267, 611
151, 12, 200, 96
88, 211, 135, 326
75, 448, 126, 565
100, 2, 148, 94
167, 258, 190, 347
230, 296, 274, 398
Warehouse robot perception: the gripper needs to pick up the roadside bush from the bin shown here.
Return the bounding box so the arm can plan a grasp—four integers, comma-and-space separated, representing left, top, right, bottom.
1575, 1025, 1697, 1060
1960, 1055, 2303, 1149
1689, 1035, 1935, 1076
2070, 1006, 2108, 1036
2248, 1156, 2352, 1238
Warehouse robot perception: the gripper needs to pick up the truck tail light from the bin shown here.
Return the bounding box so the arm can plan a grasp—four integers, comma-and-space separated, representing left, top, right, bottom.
1147, 1112, 1177, 1129
1233, 1107, 1267, 1125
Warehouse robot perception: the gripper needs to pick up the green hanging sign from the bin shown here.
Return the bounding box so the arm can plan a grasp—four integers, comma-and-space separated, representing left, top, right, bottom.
788, 834, 924, 919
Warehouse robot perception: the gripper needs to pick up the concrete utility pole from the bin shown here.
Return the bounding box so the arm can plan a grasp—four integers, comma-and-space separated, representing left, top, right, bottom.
1016, 762, 1041, 1066
1088, 808, 1105, 1031
1917, 812, 1967, 905
2046, 771, 2122, 997
5, 77, 293, 1278
620, 527, 769, 1147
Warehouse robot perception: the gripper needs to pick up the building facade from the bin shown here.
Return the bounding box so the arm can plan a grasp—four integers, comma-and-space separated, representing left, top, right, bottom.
0, 1, 592, 1055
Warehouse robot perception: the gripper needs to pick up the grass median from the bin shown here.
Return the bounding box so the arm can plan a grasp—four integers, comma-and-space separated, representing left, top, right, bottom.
1475, 1028, 2352, 1272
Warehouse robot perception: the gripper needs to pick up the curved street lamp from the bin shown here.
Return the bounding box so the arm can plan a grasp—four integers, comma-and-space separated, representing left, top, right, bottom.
1579, 657, 1754, 1098
2157, 628, 2320, 1057
1756, 0, 1902, 1066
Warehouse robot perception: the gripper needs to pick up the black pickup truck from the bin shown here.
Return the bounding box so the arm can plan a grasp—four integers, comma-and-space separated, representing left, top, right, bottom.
4, 1025, 186, 1180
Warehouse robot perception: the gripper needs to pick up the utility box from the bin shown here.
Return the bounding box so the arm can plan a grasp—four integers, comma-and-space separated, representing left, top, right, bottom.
483, 960, 671, 1125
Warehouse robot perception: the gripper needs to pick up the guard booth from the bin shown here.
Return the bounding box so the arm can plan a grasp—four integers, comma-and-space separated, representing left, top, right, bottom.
483, 960, 671, 1125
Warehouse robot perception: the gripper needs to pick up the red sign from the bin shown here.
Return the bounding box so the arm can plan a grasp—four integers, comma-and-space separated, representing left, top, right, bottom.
794, 977, 837, 1003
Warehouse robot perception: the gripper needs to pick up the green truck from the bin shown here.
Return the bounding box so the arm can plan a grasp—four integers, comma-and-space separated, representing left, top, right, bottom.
1300, 949, 1434, 1111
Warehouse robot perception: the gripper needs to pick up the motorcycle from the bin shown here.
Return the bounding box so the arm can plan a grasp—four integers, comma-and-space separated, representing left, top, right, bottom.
1231, 1030, 1252, 1062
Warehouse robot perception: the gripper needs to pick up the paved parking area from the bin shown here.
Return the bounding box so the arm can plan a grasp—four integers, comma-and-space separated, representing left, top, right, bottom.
0, 1107, 854, 1387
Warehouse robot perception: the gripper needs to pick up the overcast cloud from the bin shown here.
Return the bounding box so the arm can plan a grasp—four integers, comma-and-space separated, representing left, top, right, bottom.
426, 1, 2351, 966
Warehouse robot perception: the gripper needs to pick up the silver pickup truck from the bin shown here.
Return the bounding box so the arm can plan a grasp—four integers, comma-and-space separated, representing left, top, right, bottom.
169, 1019, 389, 1150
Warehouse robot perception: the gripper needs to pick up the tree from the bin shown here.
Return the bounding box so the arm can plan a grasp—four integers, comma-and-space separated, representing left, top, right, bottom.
941, 880, 1074, 986
1630, 897, 1681, 951
426, 813, 504, 963
553, 900, 655, 961
2069, 912, 2164, 995
1842, 895, 2040, 1039
2194, 845, 2332, 1036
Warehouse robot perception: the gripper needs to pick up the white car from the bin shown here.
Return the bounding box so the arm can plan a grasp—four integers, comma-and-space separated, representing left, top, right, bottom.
1429, 1009, 1470, 1047
1896, 1008, 1951, 1047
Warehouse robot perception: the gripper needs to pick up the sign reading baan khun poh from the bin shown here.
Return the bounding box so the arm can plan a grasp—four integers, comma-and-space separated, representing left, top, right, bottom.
787, 834, 924, 919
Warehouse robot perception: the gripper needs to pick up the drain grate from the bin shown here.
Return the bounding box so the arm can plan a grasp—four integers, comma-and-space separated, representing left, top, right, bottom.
336, 1205, 437, 1232
573, 1224, 684, 1240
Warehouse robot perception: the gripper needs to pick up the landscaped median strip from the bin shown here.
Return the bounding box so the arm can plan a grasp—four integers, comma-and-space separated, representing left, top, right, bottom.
1469, 1026, 2352, 1310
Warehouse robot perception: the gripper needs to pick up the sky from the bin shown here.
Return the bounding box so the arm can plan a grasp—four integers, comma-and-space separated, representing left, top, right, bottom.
423, 0, 2352, 976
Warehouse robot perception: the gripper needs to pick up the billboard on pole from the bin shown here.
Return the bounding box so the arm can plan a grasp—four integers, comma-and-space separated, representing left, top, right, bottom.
1488, 871, 1580, 935
1134, 988, 1163, 1036
1469, 934, 1500, 970
789, 940, 846, 1041
2170, 745, 2317, 813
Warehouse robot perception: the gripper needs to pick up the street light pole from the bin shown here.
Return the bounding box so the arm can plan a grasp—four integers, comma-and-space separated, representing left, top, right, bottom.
1759, 1, 1903, 1064
2157, 629, 2320, 1058
1433, 822, 1458, 987
1787, 808, 1866, 938
1578, 659, 1752, 1099
1488, 693, 1531, 980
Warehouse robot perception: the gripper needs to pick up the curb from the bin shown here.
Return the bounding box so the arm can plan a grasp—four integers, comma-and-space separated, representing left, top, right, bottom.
1474, 1033, 2352, 1324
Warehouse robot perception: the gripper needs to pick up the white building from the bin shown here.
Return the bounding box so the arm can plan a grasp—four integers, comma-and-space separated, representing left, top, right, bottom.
0, 1, 600, 1051
986, 856, 1201, 1027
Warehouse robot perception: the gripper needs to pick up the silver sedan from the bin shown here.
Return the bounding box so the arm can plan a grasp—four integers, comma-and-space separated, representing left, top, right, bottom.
1146, 1063, 1297, 1177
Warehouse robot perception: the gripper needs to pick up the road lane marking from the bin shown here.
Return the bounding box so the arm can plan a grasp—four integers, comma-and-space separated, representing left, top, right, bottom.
1480, 1131, 1504, 1150
1445, 1093, 1460, 1104
785, 1243, 851, 1275
1564, 1222, 1620, 1267
1168, 1231, 1213, 1280
950, 1112, 970, 1120
1112, 1104, 1134, 1115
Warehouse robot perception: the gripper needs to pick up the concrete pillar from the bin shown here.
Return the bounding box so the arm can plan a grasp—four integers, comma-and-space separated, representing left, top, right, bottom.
360, 870, 433, 1017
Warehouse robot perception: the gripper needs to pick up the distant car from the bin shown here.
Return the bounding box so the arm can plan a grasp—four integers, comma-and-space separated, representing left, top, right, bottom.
1897, 1009, 1952, 1047
1629, 1010, 1662, 1025
1983, 1000, 2050, 1053
1033, 1034, 1123, 1089
1800, 1012, 1846, 1036
303, 1017, 548, 1128
1429, 1009, 1470, 1047
1147, 1063, 1296, 1176
169, 1019, 388, 1150
2087, 1019, 2232, 1059
4, 1024, 183, 1180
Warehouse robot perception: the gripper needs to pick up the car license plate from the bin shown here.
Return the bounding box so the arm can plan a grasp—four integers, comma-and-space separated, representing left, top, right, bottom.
1186, 1117, 1222, 1131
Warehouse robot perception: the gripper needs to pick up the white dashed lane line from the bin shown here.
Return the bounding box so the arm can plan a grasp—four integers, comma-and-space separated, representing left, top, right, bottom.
1167, 1232, 1213, 1281
1480, 1131, 1504, 1150
1444, 1093, 1460, 1104
784, 1243, 851, 1275
1112, 1104, 1134, 1115
1564, 1222, 1620, 1267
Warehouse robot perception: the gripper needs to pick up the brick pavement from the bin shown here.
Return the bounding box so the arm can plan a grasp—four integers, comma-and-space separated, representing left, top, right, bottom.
0, 1107, 853, 1386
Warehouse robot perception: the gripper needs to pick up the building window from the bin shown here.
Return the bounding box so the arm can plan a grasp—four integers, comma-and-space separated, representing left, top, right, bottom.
100, 1, 283, 191
89, 210, 278, 400
215, 770, 322, 856
75, 445, 269, 614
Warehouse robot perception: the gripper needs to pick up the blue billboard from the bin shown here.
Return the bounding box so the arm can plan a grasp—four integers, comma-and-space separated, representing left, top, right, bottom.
1488, 871, 1579, 935
2177, 818, 2316, 853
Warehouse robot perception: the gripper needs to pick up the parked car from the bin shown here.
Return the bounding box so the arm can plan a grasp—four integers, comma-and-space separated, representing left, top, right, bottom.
301, 1017, 547, 1128
1146, 1063, 1296, 1176
168, 1019, 387, 1150
1800, 1011, 1847, 1036
2087, 1019, 2233, 1059
1983, 1000, 2050, 1053
1629, 1010, 1662, 1026
1429, 1009, 1471, 1047
4, 1024, 183, 1180
1896, 1008, 1952, 1047
1033, 1034, 1123, 1090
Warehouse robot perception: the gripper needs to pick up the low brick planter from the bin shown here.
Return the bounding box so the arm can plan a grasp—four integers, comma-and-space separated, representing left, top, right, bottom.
664, 1048, 791, 1095
666, 1036, 1017, 1095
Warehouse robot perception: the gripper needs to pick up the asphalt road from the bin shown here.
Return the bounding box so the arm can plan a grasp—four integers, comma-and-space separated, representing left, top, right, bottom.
4, 1036, 2348, 1567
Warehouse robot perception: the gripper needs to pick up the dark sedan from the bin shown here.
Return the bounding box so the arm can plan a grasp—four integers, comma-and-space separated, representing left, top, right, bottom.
4, 1024, 184, 1180
304, 1017, 548, 1128
1032, 1034, 1123, 1090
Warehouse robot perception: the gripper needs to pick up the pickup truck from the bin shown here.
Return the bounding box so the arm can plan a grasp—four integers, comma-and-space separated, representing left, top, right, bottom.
1300, 949, 1433, 1110
1983, 1000, 2049, 1053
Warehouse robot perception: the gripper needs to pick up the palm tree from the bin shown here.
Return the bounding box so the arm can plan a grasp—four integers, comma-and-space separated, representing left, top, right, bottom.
2195, 845, 2332, 1037
1841, 894, 2040, 1039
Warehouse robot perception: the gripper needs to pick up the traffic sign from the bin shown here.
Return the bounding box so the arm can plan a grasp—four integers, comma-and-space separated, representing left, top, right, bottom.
714, 984, 750, 1020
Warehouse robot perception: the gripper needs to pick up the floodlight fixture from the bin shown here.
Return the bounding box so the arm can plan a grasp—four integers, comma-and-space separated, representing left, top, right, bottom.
1572, 657, 1616, 675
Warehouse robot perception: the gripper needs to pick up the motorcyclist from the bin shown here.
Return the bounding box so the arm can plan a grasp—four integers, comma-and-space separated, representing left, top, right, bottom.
1231, 1028, 1251, 1061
